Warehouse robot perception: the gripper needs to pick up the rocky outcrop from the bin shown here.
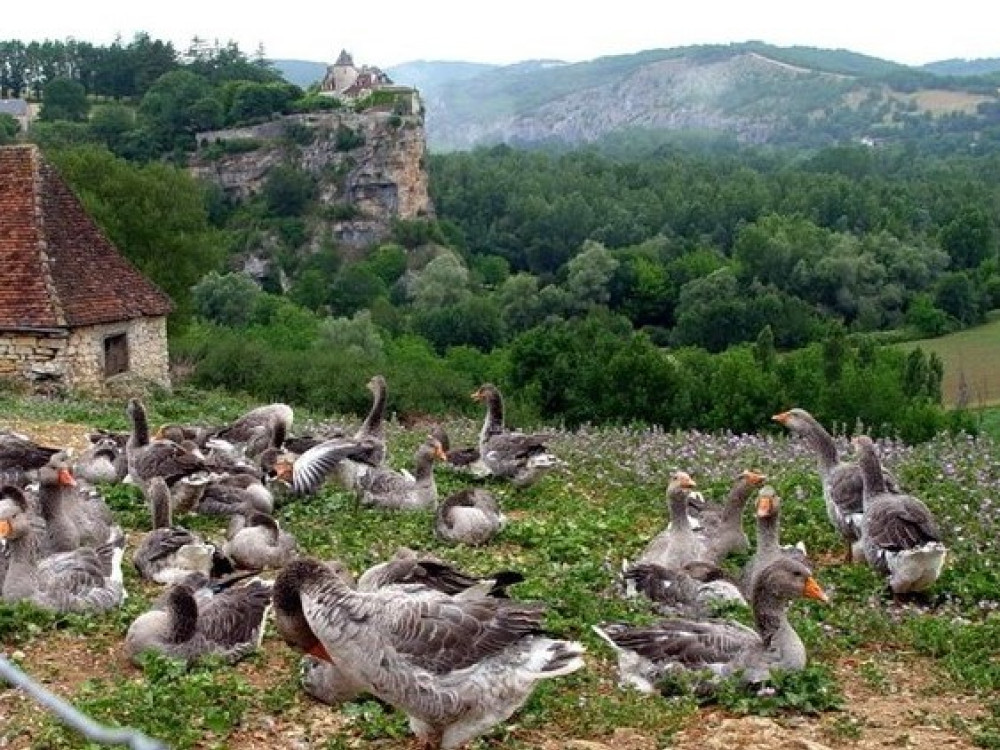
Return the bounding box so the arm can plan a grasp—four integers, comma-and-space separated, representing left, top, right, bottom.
189, 110, 433, 249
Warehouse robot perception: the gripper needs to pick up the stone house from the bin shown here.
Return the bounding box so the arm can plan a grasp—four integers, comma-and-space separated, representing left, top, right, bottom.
0, 144, 173, 394
320, 50, 394, 102
0, 99, 30, 134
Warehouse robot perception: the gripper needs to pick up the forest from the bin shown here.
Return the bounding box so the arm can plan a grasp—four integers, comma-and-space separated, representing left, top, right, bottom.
1, 34, 996, 438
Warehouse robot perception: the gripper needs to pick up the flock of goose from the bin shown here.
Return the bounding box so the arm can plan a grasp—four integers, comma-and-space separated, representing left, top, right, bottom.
0, 384, 950, 749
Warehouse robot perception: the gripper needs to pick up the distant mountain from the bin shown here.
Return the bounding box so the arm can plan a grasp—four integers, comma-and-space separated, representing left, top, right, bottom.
922, 58, 1000, 76
271, 59, 327, 89
275, 42, 1000, 152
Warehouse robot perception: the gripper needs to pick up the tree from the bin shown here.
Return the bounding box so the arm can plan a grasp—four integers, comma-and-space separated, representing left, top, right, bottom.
934, 271, 981, 325
262, 165, 316, 217
411, 253, 471, 308
39, 77, 90, 122
192, 271, 262, 326
0, 114, 19, 145
565, 239, 619, 311
753, 325, 776, 370
940, 207, 995, 269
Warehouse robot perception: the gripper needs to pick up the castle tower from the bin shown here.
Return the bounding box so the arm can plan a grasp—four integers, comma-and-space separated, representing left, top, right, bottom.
324, 49, 359, 94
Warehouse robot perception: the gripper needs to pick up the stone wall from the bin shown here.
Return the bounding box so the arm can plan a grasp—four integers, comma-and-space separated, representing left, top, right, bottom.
0, 316, 170, 394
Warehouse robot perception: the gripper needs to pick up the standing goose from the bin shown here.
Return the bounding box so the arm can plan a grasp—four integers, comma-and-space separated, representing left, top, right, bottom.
853, 436, 947, 594
124, 578, 271, 666
740, 486, 810, 604
773, 408, 897, 563
125, 399, 206, 486
435, 488, 505, 546
0, 486, 126, 613
356, 436, 447, 511
430, 426, 489, 478
595, 557, 828, 693
471, 384, 559, 487
637, 471, 705, 570
272, 557, 585, 750
223, 511, 297, 570
694, 470, 768, 564
133, 477, 217, 584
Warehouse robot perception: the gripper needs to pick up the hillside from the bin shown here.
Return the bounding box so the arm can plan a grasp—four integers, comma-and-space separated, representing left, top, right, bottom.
270, 58, 327, 88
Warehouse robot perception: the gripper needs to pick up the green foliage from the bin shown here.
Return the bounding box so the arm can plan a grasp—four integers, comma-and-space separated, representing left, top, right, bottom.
262, 164, 316, 216
199, 137, 263, 160
334, 123, 365, 151
39, 77, 90, 122
192, 270, 262, 326
710, 665, 845, 716
0, 113, 19, 144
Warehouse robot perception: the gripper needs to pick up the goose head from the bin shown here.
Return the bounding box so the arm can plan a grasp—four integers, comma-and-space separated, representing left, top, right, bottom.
755, 485, 781, 518
0, 485, 31, 540
740, 469, 767, 487
756, 557, 828, 604
273, 558, 337, 662
771, 407, 817, 433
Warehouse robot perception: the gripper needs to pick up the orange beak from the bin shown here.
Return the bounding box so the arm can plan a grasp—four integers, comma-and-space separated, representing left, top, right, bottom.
756, 495, 774, 518
154, 425, 166, 440
743, 470, 767, 485
0, 519, 11, 538
432, 442, 448, 461
772, 411, 790, 425
470, 388, 484, 401
803, 576, 829, 603
57, 468, 77, 487
674, 472, 696, 489
275, 461, 294, 482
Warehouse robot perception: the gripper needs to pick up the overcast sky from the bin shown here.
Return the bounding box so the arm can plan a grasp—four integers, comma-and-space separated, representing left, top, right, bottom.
6, 0, 999, 68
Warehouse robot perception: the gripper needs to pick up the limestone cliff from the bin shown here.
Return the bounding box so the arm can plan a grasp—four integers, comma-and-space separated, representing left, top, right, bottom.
189, 110, 433, 250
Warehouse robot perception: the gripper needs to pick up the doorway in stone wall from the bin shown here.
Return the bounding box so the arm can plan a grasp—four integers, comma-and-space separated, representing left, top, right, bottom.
104, 333, 129, 377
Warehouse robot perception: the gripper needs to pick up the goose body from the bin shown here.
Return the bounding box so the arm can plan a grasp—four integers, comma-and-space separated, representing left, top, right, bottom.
0, 430, 60, 476
773, 408, 898, 562
0, 486, 126, 613
273, 557, 584, 749
213, 403, 294, 446
622, 560, 746, 617
596, 557, 827, 693
435, 488, 505, 545
431, 426, 490, 479
134, 477, 217, 584
356, 437, 446, 511
694, 470, 767, 564
223, 511, 297, 570
74, 439, 123, 485
854, 436, 947, 593
638, 472, 706, 570
126, 399, 206, 486
740, 486, 811, 604
472, 384, 559, 488
125, 578, 270, 665
196, 473, 274, 517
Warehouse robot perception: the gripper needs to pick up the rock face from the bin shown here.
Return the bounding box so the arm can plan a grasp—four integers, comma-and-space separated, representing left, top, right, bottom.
189, 110, 433, 249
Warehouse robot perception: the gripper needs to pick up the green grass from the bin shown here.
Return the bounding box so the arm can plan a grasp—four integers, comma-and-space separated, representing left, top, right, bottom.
1, 389, 998, 748
897, 312, 1000, 408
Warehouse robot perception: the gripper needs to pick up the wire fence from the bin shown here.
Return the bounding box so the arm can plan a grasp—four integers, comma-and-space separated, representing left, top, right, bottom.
0, 654, 168, 749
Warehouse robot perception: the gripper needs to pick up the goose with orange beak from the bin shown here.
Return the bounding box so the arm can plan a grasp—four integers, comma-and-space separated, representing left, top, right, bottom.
741, 486, 810, 604
595, 556, 828, 693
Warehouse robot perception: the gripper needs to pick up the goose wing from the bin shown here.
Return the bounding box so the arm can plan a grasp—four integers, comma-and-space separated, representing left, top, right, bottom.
292, 438, 382, 495
134, 441, 205, 485
866, 494, 942, 551
198, 580, 272, 649
484, 431, 549, 459
598, 619, 758, 669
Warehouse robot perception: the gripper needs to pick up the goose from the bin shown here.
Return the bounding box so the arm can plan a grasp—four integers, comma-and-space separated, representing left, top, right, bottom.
37, 460, 115, 551
124, 578, 271, 666
212, 403, 294, 446
272, 557, 585, 750
356, 436, 447, 511
223, 511, 297, 570
471, 384, 560, 488
430, 426, 489, 478
773, 408, 898, 563
694, 470, 768, 564
0, 429, 60, 478
594, 557, 828, 693
133, 477, 218, 584
73, 438, 123, 485
125, 399, 206, 486
622, 560, 746, 617
637, 471, 706, 570
283, 437, 385, 497
853, 436, 947, 594
740, 486, 810, 604
435, 488, 505, 545
0, 486, 126, 613
195, 473, 274, 517
356, 547, 524, 597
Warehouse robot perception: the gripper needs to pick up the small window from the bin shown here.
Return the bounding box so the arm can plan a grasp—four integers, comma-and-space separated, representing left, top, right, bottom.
104, 333, 129, 377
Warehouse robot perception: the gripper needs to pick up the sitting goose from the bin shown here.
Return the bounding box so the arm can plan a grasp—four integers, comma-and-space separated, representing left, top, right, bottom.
356, 435, 447, 511
283, 437, 385, 497
73, 438, 123, 485
356, 547, 524, 597
622, 560, 746, 617
133, 477, 217, 584
694, 470, 768, 564
740, 486, 810, 604
125, 399, 206, 486
854, 436, 948, 594
195, 473, 274, 517
637, 471, 706, 570
435, 488, 505, 545
223, 511, 297, 570
594, 557, 828, 693
211, 403, 294, 447
38, 460, 116, 551
0, 429, 60, 483
472, 384, 559, 488
0, 486, 126, 613
273, 557, 585, 750
124, 578, 271, 666
773, 408, 898, 563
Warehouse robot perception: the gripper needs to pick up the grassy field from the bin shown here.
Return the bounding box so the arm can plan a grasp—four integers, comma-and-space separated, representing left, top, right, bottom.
897, 314, 1000, 409
1, 390, 999, 749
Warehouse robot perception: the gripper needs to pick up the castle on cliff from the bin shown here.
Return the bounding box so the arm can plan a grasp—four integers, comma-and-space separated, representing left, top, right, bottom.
319, 49, 420, 114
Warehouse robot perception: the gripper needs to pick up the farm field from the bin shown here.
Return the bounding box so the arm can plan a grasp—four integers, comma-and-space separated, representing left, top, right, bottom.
0, 391, 998, 749
900, 314, 1000, 409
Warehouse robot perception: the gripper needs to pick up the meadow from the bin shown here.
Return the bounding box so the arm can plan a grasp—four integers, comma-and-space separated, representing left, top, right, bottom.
0, 389, 998, 750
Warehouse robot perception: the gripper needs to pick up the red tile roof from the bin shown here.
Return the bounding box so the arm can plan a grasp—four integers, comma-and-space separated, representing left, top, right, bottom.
0, 144, 173, 330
